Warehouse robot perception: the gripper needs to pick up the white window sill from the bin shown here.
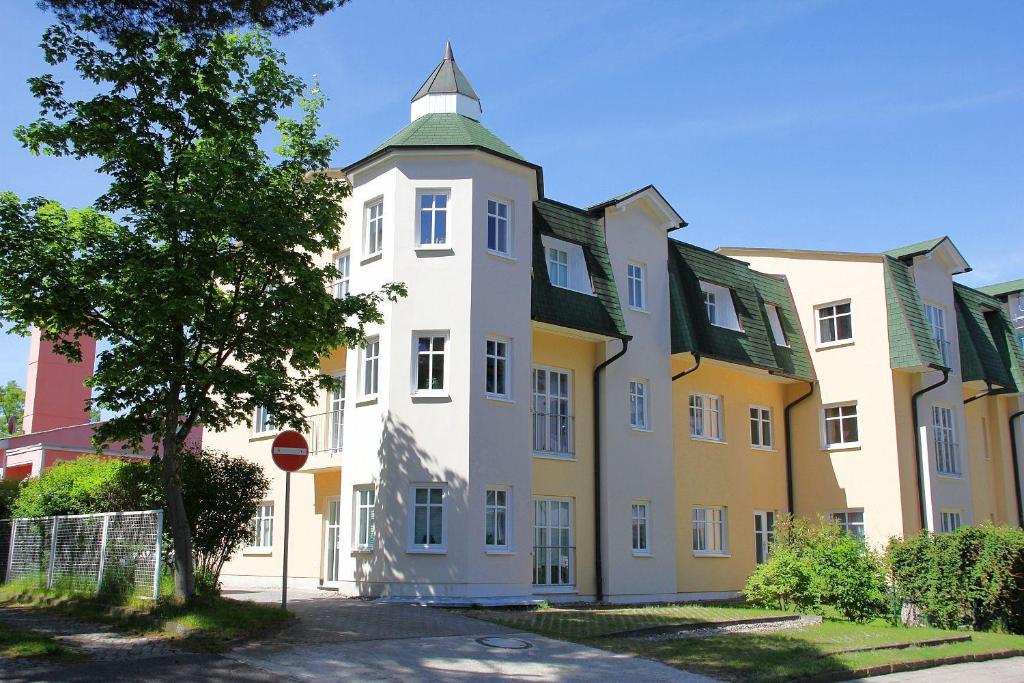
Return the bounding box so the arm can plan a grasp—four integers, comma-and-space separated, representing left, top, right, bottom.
485, 394, 514, 404
710, 322, 744, 333
533, 452, 576, 461
628, 306, 649, 315
249, 431, 279, 441
532, 586, 577, 594
751, 445, 777, 452
632, 551, 653, 558
411, 391, 451, 403
415, 245, 453, 254
690, 436, 727, 445
936, 472, 964, 480
693, 551, 731, 558
816, 339, 855, 351
550, 283, 595, 297
406, 547, 447, 555
243, 548, 273, 556
361, 252, 383, 265
484, 548, 514, 555
351, 546, 375, 554
822, 443, 861, 453
356, 396, 379, 407
630, 425, 653, 433
487, 250, 516, 262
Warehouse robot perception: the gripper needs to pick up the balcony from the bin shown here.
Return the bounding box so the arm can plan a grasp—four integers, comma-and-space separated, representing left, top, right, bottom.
532, 411, 573, 456
305, 409, 344, 456
934, 437, 961, 476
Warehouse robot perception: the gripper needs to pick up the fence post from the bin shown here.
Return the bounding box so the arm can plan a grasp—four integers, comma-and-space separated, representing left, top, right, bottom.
46, 517, 59, 589
6, 520, 18, 583
96, 514, 111, 593
151, 510, 164, 600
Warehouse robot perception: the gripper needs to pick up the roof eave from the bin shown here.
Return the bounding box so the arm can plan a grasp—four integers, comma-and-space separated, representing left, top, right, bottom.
588, 185, 687, 230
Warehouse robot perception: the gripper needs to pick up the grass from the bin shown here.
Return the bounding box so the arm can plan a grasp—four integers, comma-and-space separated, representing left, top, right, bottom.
0, 621, 82, 661
467, 604, 1024, 682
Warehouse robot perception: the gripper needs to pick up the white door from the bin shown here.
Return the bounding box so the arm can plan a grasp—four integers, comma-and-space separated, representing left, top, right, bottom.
754, 510, 775, 564
533, 498, 573, 586
324, 497, 342, 583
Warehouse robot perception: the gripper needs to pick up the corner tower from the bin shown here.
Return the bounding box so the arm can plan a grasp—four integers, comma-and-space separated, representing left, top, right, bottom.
410, 41, 482, 121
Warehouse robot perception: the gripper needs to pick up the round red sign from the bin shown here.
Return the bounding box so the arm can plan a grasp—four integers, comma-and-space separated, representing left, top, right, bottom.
271, 430, 309, 472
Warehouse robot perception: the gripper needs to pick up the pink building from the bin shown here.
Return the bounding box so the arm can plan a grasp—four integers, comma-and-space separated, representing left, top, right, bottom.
0, 329, 200, 479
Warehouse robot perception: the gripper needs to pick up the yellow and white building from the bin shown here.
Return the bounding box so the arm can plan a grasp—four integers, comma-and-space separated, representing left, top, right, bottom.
207, 46, 1024, 602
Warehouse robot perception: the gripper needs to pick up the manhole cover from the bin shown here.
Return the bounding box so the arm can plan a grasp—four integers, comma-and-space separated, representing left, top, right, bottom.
476, 636, 532, 649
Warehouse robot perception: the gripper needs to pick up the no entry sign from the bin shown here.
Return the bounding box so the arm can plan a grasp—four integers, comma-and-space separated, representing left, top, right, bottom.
271, 430, 309, 472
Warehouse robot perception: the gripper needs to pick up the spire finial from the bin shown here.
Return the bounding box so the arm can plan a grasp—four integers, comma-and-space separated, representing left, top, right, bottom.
444, 40, 454, 61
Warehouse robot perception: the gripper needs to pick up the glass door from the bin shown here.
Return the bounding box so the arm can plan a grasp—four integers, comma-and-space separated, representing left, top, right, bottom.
533, 498, 573, 587
324, 497, 342, 583
754, 510, 775, 564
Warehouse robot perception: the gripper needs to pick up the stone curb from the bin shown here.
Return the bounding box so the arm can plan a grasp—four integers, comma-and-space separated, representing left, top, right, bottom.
795, 648, 1024, 682
822, 634, 972, 656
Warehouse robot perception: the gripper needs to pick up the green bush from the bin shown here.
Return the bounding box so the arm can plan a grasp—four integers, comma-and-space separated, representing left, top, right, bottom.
0, 479, 21, 519
887, 525, 1024, 633
10, 456, 142, 518
744, 546, 813, 612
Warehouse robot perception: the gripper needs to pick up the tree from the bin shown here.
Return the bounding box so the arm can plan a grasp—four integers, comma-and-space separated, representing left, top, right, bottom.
0, 25, 404, 599
38, 0, 348, 39
0, 380, 25, 436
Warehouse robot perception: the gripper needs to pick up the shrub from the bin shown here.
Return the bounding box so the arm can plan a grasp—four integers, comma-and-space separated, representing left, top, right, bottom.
0, 479, 21, 518
744, 546, 813, 611
10, 456, 142, 518
887, 525, 1024, 633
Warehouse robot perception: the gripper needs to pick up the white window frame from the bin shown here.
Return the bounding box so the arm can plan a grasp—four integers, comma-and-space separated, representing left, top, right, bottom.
361, 336, 380, 399
540, 235, 593, 295
485, 336, 511, 400
532, 366, 573, 456
487, 198, 512, 257
532, 497, 574, 587
334, 251, 351, 299
364, 198, 384, 257
253, 405, 275, 435
703, 289, 717, 325
485, 486, 511, 552
324, 497, 342, 580
408, 484, 447, 553
547, 246, 569, 288
700, 281, 743, 331
631, 501, 651, 556
412, 331, 449, 395
815, 300, 854, 347
692, 506, 728, 556
689, 393, 724, 442
248, 501, 274, 551
627, 261, 646, 311
754, 510, 775, 564
629, 378, 650, 431
417, 190, 450, 248
924, 302, 950, 367
822, 401, 859, 449
932, 403, 961, 476
353, 486, 376, 551
750, 405, 773, 450
765, 304, 789, 347
831, 509, 865, 540
328, 372, 345, 452
940, 509, 962, 533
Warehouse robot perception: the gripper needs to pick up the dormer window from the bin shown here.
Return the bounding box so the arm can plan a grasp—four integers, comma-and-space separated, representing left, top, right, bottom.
541, 235, 592, 295
765, 305, 788, 347
699, 281, 742, 331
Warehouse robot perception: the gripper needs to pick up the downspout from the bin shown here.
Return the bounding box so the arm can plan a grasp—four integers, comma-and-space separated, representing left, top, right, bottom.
671, 353, 701, 381
963, 381, 995, 405
783, 381, 815, 516
593, 337, 629, 603
911, 364, 951, 532
1010, 409, 1023, 528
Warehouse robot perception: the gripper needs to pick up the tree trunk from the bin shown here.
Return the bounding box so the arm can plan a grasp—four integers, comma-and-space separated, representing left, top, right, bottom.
161, 431, 195, 599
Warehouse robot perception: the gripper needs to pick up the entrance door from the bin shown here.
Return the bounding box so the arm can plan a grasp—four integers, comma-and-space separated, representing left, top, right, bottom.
329, 373, 345, 452
533, 498, 573, 587
324, 497, 342, 582
754, 510, 775, 564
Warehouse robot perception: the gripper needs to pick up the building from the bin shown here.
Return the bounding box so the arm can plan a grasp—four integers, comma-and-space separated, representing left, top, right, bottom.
208, 45, 1023, 602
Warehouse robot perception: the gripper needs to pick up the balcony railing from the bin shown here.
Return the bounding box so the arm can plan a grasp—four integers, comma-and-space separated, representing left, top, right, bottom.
532, 545, 575, 587
305, 409, 344, 455
532, 411, 573, 456
934, 438, 961, 476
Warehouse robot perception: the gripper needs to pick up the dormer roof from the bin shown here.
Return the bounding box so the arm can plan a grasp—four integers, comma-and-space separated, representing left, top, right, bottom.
885, 236, 971, 275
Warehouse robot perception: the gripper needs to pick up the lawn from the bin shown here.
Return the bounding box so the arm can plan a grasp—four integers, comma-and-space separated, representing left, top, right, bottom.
0, 621, 82, 661
466, 605, 1024, 682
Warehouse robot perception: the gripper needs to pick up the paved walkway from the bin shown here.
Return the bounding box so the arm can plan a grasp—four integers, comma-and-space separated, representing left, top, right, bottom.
850, 656, 1024, 682
225, 588, 715, 681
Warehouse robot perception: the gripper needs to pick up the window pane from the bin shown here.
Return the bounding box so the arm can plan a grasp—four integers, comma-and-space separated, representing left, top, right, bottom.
429, 505, 443, 545
434, 209, 446, 244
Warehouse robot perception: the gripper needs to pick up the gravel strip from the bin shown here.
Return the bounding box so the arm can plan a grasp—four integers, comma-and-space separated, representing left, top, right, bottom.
632, 615, 822, 641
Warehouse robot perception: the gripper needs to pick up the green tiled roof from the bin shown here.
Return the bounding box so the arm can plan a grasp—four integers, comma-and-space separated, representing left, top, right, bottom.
369, 113, 524, 161
885, 237, 947, 260
884, 257, 945, 370
953, 283, 1024, 391
667, 240, 814, 381
531, 199, 628, 339
978, 279, 1024, 299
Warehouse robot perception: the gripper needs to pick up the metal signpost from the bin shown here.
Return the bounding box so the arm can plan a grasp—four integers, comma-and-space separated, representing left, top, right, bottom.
270, 430, 309, 610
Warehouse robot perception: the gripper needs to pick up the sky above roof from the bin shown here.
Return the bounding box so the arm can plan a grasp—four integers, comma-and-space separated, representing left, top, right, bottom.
1, 0, 1021, 387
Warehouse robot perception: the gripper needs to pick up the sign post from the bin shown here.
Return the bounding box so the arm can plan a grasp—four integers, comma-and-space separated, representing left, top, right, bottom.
271, 430, 309, 611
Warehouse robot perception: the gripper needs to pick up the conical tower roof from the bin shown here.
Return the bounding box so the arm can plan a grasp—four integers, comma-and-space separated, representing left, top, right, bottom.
411, 41, 480, 102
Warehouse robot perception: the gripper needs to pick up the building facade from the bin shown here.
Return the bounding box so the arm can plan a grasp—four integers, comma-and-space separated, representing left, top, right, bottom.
203, 46, 1024, 602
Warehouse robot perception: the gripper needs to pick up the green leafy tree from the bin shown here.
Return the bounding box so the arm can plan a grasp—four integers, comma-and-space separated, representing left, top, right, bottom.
11, 456, 139, 518
0, 25, 403, 598
0, 380, 25, 436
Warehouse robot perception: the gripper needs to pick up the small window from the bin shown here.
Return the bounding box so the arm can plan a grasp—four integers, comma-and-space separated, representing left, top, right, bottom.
365, 199, 383, 256
704, 290, 717, 324
411, 485, 445, 550
831, 510, 865, 540
816, 301, 853, 345
940, 510, 962, 533
750, 406, 773, 449
689, 393, 724, 441
824, 403, 858, 447
334, 252, 350, 299
631, 502, 650, 555
547, 247, 568, 288
414, 333, 447, 393
541, 235, 593, 295
699, 281, 743, 331
487, 199, 511, 256
933, 405, 960, 475
754, 510, 775, 564
485, 337, 510, 399
629, 379, 649, 430
362, 336, 380, 397
253, 405, 274, 434
418, 192, 449, 246
765, 305, 788, 347
248, 501, 274, 549
627, 262, 646, 311
485, 488, 509, 549
924, 303, 950, 366
692, 506, 727, 555
355, 487, 376, 550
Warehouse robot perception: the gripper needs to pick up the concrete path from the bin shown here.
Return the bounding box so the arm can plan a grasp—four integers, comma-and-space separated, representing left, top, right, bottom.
850, 656, 1024, 682
225, 588, 715, 682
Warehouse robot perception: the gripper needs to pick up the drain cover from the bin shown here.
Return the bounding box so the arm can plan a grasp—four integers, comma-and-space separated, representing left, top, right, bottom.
476, 636, 532, 649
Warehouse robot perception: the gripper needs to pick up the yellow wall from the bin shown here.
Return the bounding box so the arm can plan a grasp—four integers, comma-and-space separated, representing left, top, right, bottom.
965, 393, 1019, 526
671, 357, 790, 594
531, 329, 597, 597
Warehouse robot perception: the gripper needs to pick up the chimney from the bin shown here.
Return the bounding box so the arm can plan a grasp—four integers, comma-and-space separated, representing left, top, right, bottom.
22, 328, 96, 434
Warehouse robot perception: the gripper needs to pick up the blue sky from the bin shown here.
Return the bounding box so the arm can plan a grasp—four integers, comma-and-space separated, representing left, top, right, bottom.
1, 0, 1022, 388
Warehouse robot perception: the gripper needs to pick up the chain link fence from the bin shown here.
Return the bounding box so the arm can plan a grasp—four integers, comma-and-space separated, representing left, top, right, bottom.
0, 510, 163, 600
